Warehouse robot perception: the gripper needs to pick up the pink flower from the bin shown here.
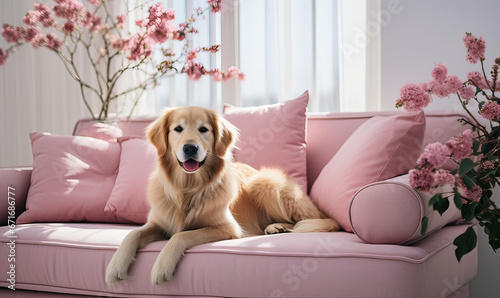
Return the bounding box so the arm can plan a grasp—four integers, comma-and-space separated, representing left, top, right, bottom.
34, 3, 55, 28
116, 15, 126, 28
23, 11, 39, 26
87, 0, 100, 6
480, 101, 500, 120
433, 169, 455, 186
446, 129, 475, 161
24, 26, 44, 48
2, 25, 23, 43
464, 185, 482, 202
203, 45, 220, 53
187, 50, 198, 61
431, 63, 448, 82
111, 36, 132, 51
127, 37, 152, 60
45, 33, 62, 50
53, 0, 85, 21
210, 69, 223, 81
147, 4, 175, 28
135, 19, 147, 28
184, 61, 206, 80
225, 66, 244, 81
409, 168, 434, 192
467, 71, 489, 89
459, 86, 475, 102
479, 160, 495, 171
173, 30, 186, 41
148, 22, 175, 44
396, 83, 431, 112
63, 21, 74, 33
463, 33, 486, 64
429, 75, 462, 98
0, 48, 8, 66
208, 0, 222, 13
82, 12, 102, 33
417, 142, 451, 168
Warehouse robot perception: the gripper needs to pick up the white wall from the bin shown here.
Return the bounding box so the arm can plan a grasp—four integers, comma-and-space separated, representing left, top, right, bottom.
380, 1, 500, 297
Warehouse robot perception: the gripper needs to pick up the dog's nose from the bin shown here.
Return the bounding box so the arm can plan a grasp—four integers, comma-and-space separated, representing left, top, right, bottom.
183, 144, 199, 158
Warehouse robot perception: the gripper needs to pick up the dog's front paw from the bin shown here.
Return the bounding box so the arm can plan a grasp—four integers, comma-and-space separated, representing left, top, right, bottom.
151, 259, 176, 285
265, 223, 294, 235
105, 259, 129, 285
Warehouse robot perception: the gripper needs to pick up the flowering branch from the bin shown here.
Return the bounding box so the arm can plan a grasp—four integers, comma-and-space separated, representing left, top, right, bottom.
0, 0, 243, 120
396, 32, 500, 261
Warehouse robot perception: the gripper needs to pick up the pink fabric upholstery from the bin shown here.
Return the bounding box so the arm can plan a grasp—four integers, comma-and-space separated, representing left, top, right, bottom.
0, 167, 32, 226
17, 133, 123, 224
310, 112, 426, 231
105, 138, 156, 223
73, 121, 123, 142
350, 174, 462, 244
223, 91, 309, 189
0, 223, 477, 297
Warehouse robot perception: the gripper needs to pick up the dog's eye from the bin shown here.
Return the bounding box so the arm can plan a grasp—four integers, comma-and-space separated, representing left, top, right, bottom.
199, 127, 208, 133
174, 126, 183, 132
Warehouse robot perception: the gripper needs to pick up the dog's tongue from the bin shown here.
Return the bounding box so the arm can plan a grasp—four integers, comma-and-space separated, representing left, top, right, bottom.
183, 159, 200, 172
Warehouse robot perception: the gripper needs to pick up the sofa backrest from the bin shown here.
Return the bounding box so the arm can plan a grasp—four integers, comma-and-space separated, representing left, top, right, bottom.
74, 111, 470, 191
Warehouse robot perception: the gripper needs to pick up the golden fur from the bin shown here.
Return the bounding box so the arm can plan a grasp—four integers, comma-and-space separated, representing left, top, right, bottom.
105, 106, 339, 285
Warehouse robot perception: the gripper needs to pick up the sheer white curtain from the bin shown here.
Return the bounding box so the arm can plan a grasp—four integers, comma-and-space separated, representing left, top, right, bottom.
234, 0, 381, 112
238, 0, 341, 112
0, 0, 90, 167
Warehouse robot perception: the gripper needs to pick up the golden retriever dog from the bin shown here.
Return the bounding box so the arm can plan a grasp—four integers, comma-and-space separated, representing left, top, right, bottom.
105, 106, 339, 285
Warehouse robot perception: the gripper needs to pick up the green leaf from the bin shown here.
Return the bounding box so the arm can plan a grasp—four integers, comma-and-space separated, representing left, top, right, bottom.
461, 202, 478, 222
475, 87, 482, 96
482, 143, 493, 155
487, 220, 500, 251
462, 174, 476, 190
472, 140, 481, 154
431, 194, 450, 216
454, 193, 463, 209
421, 216, 429, 237
459, 158, 476, 175
453, 226, 477, 262
429, 193, 441, 207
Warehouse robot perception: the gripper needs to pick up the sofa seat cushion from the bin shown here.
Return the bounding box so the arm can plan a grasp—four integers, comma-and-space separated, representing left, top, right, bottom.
0, 223, 476, 297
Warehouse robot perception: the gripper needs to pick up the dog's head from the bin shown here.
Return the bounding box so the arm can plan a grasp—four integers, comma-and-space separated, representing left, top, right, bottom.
146, 106, 238, 176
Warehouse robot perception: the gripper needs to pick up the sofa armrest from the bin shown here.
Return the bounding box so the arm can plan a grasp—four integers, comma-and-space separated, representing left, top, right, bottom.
0, 167, 32, 226
349, 174, 461, 245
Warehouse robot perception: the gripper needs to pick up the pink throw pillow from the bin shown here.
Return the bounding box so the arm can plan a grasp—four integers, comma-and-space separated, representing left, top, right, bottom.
310, 111, 426, 232
223, 91, 309, 189
105, 138, 156, 224
73, 120, 123, 142
18, 133, 123, 224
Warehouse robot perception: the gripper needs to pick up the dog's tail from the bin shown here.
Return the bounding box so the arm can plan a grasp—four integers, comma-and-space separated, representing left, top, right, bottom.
291, 218, 340, 233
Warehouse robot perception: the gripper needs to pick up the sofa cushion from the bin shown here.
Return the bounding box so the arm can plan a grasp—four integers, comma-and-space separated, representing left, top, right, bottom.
349, 174, 462, 244
105, 138, 156, 224
0, 223, 476, 297
73, 120, 123, 142
17, 133, 123, 224
223, 91, 309, 190
310, 112, 426, 232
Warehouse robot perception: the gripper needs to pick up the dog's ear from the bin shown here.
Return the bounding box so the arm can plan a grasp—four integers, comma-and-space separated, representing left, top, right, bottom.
146, 109, 172, 156
211, 111, 239, 158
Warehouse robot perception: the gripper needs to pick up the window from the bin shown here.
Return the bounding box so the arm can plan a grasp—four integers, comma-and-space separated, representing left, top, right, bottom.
153, 0, 380, 113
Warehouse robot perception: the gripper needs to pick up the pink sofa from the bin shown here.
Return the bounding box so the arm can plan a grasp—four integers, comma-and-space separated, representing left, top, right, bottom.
0, 111, 477, 297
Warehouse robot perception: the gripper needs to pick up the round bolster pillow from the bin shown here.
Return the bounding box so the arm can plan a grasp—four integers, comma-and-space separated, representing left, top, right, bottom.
348, 174, 461, 245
